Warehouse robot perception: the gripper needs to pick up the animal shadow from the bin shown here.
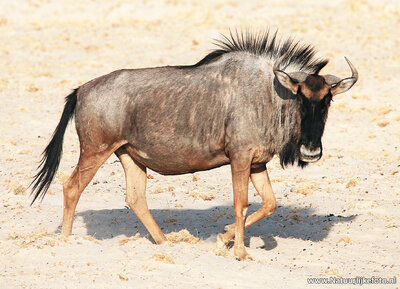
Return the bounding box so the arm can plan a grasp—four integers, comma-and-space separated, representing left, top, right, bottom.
68, 204, 356, 250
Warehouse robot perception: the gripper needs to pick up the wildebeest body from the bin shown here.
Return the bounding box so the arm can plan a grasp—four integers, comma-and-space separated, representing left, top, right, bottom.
76, 53, 299, 175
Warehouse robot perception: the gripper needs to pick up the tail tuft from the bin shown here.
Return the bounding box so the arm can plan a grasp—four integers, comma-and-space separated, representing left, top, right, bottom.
30, 89, 78, 204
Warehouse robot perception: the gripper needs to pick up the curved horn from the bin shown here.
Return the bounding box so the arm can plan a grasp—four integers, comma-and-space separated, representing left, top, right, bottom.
344, 56, 358, 82
324, 57, 359, 96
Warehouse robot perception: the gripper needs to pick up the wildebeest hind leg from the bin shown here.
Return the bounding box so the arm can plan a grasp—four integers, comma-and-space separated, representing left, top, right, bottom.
61, 146, 117, 236
115, 146, 167, 244
218, 165, 276, 246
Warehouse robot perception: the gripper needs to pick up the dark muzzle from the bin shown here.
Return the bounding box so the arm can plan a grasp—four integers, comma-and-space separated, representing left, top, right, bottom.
299, 144, 322, 162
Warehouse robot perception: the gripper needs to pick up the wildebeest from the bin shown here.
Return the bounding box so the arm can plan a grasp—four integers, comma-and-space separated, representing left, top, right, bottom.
31, 30, 358, 260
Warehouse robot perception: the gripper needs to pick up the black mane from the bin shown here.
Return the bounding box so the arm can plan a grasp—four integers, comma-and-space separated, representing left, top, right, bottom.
179, 29, 328, 73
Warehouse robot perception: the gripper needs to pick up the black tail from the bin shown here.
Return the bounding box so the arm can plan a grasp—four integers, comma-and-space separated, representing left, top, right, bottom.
30, 89, 78, 204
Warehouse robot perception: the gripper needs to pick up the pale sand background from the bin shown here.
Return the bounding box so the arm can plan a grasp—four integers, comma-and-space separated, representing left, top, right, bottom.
0, 0, 399, 288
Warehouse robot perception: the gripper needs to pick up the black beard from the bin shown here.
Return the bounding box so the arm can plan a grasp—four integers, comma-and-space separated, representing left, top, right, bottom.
279, 139, 308, 169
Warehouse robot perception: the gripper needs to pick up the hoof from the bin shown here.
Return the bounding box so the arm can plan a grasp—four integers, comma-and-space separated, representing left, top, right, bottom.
224, 224, 234, 232
234, 246, 251, 261
217, 233, 230, 248
155, 236, 168, 245
61, 228, 72, 237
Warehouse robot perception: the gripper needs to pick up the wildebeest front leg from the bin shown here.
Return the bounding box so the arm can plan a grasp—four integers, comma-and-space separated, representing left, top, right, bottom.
222, 154, 251, 260
115, 147, 167, 244
218, 164, 276, 248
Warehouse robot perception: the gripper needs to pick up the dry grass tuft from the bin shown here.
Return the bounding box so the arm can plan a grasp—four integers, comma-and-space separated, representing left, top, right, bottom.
166, 229, 202, 244
377, 121, 389, 127
119, 233, 141, 246
338, 236, 351, 244
8, 229, 49, 247
82, 235, 101, 244
346, 179, 357, 188
163, 218, 178, 223
152, 186, 163, 194
118, 274, 129, 281
152, 253, 175, 264
291, 183, 316, 195
28, 84, 39, 92
377, 106, 392, 115
8, 183, 26, 195
189, 190, 215, 201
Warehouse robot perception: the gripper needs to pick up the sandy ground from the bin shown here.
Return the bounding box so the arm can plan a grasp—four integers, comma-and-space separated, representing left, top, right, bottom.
0, 0, 399, 288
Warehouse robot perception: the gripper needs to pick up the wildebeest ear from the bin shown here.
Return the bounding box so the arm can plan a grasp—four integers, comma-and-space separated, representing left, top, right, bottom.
273, 53, 300, 95
324, 57, 358, 96
329, 77, 357, 96
274, 70, 299, 95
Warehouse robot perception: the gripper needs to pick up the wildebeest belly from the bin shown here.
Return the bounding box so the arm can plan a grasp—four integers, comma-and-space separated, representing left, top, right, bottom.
123, 143, 230, 175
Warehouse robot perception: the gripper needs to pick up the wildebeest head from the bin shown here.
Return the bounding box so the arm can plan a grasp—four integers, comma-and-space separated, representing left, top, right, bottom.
274, 54, 358, 164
